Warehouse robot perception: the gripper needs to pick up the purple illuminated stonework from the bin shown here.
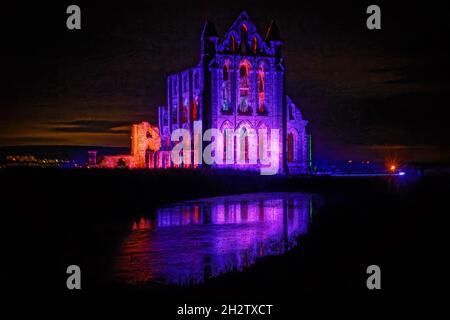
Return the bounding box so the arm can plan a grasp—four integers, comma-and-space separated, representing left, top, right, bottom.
114, 192, 312, 285
158, 11, 309, 174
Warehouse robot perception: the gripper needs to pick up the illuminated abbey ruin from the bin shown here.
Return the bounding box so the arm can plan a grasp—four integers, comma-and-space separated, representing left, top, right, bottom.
99, 12, 309, 174
97, 122, 162, 169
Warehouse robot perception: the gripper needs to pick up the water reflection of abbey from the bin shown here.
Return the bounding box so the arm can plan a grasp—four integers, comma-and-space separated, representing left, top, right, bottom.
156, 195, 310, 229
117, 193, 312, 285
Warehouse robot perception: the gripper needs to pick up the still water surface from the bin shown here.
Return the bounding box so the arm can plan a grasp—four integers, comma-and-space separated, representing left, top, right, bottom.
114, 192, 312, 285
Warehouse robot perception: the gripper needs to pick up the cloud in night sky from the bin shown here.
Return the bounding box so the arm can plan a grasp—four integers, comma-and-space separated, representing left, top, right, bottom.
48, 120, 131, 134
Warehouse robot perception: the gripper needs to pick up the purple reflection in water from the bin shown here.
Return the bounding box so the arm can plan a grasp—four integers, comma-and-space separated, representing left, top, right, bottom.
114, 193, 312, 285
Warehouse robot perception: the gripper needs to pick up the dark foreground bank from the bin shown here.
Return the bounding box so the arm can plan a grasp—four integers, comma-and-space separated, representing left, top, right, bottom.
1, 168, 448, 314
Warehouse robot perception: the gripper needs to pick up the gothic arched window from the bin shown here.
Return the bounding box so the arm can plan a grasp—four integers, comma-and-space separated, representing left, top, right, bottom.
223, 64, 229, 81
288, 133, 294, 163
231, 36, 236, 53
241, 24, 248, 39
222, 64, 231, 113
257, 65, 265, 114
240, 24, 248, 55
173, 80, 178, 95
172, 104, 178, 124
192, 96, 198, 121
253, 37, 258, 54
238, 127, 250, 163
182, 100, 188, 123
222, 122, 233, 163
239, 63, 250, 114
289, 105, 294, 120
183, 76, 188, 92
245, 134, 250, 162
258, 124, 270, 162
223, 128, 230, 162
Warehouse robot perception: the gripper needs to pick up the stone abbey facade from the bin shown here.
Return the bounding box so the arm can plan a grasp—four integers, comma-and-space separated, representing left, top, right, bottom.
96, 122, 161, 169
97, 11, 309, 173
158, 11, 309, 174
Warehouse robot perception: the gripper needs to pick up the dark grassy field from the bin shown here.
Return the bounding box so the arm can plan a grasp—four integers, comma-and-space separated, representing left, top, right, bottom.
1, 168, 448, 314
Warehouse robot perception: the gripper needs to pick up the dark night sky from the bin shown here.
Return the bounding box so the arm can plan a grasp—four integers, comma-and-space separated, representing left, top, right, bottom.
1, 0, 450, 163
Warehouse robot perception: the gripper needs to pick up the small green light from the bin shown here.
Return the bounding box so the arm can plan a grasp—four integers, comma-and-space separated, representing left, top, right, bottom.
308, 134, 312, 169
